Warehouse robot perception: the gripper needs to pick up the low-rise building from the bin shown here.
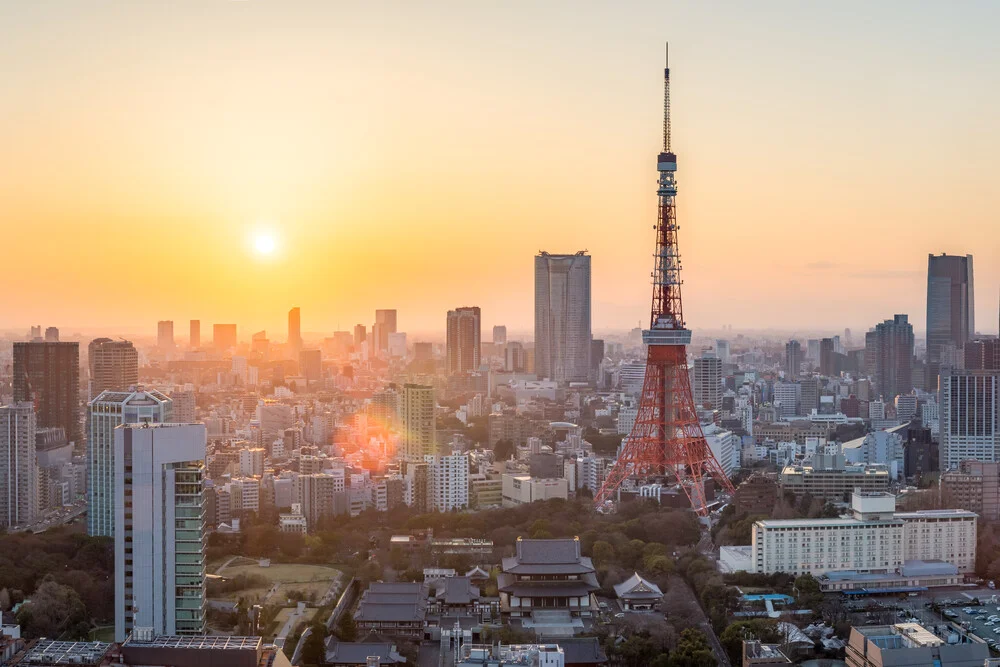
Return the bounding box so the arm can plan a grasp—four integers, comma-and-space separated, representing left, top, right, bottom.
779, 458, 890, 502
613, 572, 662, 612
498, 538, 599, 619
323, 641, 406, 667
501, 474, 569, 507
846, 622, 989, 666
940, 460, 1000, 521
354, 582, 427, 638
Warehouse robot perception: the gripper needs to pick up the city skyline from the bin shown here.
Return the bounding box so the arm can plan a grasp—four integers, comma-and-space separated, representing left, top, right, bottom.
2, 2, 999, 334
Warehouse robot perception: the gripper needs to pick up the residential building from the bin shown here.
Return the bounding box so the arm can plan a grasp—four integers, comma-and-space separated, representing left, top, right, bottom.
497, 538, 598, 618
820, 338, 836, 376
88, 389, 173, 537
0, 403, 36, 528
493, 325, 507, 345
939, 368, 999, 471
401, 384, 435, 459
427, 452, 469, 511
864, 315, 914, 401
926, 253, 974, 389
692, 352, 722, 409
13, 340, 80, 444
115, 423, 206, 641
470, 478, 502, 509
88, 338, 138, 399
447, 306, 481, 374
238, 447, 265, 477
940, 460, 1000, 521
750, 492, 976, 576
534, 251, 591, 384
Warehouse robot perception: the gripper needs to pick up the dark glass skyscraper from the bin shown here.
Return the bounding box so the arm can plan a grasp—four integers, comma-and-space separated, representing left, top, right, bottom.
864, 314, 914, 401
926, 253, 974, 389
13, 341, 80, 444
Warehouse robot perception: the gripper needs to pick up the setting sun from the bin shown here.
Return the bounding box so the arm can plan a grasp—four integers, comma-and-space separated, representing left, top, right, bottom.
253, 233, 276, 256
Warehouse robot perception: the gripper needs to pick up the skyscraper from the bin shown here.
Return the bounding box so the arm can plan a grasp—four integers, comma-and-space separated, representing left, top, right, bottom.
353, 324, 366, 348
819, 338, 836, 376
288, 307, 302, 356
299, 349, 322, 383
534, 251, 592, 383
115, 423, 206, 641
213, 323, 238, 352
88, 338, 138, 399
692, 352, 722, 409
13, 340, 80, 444
965, 339, 1000, 371
401, 384, 435, 459
373, 310, 397, 355
157, 320, 174, 349
88, 389, 173, 537
189, 319, 201, 348
44, 327, 59, 342
864, 314, 914, 401
446, 306, 481, 374
927, 253, 975, 388
939, 368, 999, 471
493, 325, 507, 345
0, 403, 37, 528
785, 340, 802, 378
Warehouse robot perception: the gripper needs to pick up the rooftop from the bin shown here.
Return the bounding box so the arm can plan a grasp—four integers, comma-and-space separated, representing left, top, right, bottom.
12, 640, 113, 666
122, 635, 262, 650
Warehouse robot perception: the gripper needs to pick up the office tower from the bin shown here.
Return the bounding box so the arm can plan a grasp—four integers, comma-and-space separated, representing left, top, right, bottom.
114, 423, 206, 641
446, 306, 481, 374
0, 403, 37, 528
88, 338, 138, 398
785, 340, 802, 377
213, 323, 237, 352
715, 339, 730, 364
773, 382, 800, 419
426, 452, 469, 512
373, 309, 397, 355
29, 325, 41, 340
288, 307, 302, 356
692, 352, 722, 409
13, 341, 80, 444
505, 342, 526, 373
807, 339, 820, 364
927, 253, 975, 388
965, 339, 1000, 371
940, 368, 999, 471
590, 338, 605, 384
401, 384, 435, 459
157, 320, 174, 349
88, 389, 173, 537
251, 330, 269, 359
864, 314, 914, 401
799, 377, 819, 416
353, 324, 366, 347
299, 349, 322, 383
189, 320, 200, 348
44, 327, 59, 342
534, 251, 592, 383
819, 338, 836, 376
493, 325, 507, 345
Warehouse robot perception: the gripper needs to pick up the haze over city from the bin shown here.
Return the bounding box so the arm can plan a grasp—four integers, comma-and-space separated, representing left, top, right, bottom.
5, 4, 1000, 667
3, 1, 999, 336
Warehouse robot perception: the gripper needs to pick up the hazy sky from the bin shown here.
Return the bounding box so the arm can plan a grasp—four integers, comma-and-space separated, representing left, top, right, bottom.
2, 1, 998, 339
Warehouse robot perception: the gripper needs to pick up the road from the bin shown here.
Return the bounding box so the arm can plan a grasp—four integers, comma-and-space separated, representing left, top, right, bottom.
670, 575, 731, 667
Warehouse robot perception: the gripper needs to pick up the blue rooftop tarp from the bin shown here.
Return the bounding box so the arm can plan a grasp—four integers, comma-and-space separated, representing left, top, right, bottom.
841, 586, 929, 596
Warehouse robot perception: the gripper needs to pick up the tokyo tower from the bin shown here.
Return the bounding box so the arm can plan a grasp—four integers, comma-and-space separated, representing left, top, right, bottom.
595, 45, 735, 515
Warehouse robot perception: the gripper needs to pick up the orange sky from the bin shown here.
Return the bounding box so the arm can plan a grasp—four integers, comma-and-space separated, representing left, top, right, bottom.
2, 1, 998, 338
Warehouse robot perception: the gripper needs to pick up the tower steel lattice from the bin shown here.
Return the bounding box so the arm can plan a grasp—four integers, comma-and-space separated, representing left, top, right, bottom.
595, 45, 735, 515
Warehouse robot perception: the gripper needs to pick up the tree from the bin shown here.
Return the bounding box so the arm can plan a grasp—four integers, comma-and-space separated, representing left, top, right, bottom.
300, 622, 327, 666
493, 439, 515, 461
16, 578, 87, 639
592, 541, 615, 567
667, 628, 715, 667
794, 573, 822, 606
335, 612, 358, 642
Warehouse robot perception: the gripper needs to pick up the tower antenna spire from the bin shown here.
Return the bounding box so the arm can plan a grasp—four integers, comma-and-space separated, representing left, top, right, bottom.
663, 42, 671, 152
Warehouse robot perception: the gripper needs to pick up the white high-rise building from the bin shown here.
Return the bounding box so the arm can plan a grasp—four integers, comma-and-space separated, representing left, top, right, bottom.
773, 382, 800, 420
426, 452, 469, 512
617, 400, 638, 435
115, 423, 206, 641
0, 403, 37, 528
88, 389, 173, 537
577, 457, 605, 494
703, 424, 738, 477
692, 352, 723, 409
238, 447, 265, 477
534, 251, 591, 384
940, 368, 999, 471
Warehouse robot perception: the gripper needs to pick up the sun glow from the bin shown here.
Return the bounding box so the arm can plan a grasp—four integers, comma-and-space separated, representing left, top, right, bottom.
253, 233, 277, 256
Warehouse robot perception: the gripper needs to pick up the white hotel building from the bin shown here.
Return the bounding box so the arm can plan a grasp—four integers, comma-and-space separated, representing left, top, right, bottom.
749, 492, 976, 577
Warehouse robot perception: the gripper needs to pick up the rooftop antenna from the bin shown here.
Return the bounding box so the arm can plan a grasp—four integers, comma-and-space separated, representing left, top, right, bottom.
663, 42, 671, 153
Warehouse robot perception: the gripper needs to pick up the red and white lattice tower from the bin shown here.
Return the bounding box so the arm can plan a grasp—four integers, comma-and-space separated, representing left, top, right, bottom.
595, 45, 735, 515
